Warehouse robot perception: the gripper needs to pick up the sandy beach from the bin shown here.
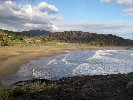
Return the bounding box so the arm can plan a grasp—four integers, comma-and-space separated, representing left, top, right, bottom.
0, 43, 133, 80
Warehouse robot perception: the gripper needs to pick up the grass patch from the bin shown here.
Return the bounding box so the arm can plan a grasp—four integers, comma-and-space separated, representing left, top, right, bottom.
0, 82, 58, 100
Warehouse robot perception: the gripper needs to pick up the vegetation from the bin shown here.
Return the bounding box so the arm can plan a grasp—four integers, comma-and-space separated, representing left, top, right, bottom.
0, 29, 133, 46
1, 73, 133, 99
0, 29, 133, 99
0, 82, 58, 100
0, 29, 24, 46
43, 31, 133, 46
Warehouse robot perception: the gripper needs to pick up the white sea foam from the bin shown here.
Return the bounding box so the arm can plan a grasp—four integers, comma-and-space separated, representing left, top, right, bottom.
1, 50, 133, 87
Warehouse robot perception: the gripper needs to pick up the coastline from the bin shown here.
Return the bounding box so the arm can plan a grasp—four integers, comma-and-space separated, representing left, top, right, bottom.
0, 46, 69, 79
0, 43, 133, 86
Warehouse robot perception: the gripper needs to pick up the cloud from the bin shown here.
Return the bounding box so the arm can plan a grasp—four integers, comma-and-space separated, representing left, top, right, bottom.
57, 22, 133, 40
101, 0, 133, 16
116, 0, 133, 5
124, 8, 133, 16
101, 0, 112, 3
0, 0, 34, 1
101, 0, 133, 5
0, 1, 62, 31
38, 2, 58, 13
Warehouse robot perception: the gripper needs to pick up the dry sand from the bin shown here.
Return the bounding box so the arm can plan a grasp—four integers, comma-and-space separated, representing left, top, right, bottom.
0, 43, 133, 82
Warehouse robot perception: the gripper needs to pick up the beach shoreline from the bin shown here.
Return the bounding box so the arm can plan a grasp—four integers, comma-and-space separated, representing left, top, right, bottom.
0, 43, 133, 87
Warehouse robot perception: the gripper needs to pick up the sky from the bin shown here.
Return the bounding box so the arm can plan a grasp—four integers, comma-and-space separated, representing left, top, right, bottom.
0, 0, 133, 39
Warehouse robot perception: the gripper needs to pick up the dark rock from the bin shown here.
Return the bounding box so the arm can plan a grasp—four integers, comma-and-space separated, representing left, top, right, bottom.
12, 79, 50, 86
10, 73, 133, 100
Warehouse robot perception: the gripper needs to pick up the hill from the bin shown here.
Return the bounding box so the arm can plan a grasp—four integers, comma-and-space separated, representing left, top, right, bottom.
0, 29, 50, 46
0, 29, 133, 46
42, 31, 133, 46
0, 29, 24, 46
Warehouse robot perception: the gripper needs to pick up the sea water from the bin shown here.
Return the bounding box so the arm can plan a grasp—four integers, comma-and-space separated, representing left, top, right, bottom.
1, 50, 133, 87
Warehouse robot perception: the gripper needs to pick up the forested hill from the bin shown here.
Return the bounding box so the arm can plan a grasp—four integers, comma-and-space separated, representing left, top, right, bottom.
43, 31, 133, 46
0, 29, 133, 46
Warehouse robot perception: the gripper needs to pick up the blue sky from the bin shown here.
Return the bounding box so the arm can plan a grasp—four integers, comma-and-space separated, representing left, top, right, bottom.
0, 0, 133, 39
25, 0, 125, 22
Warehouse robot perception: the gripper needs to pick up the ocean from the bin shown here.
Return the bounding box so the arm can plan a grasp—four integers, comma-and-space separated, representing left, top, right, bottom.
1, 50, 133, 87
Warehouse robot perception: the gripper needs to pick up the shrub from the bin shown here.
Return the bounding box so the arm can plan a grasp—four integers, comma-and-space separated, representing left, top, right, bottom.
0, 82, 58, 99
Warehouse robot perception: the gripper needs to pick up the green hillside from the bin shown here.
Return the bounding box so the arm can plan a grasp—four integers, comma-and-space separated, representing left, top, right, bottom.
42, 31, 133, 46
0, 29, 24, 46
0, 29, 42, 46
0, 29, 133, 46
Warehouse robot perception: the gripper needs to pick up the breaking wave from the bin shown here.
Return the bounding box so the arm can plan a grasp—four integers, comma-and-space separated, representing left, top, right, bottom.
1, 50, 133, 87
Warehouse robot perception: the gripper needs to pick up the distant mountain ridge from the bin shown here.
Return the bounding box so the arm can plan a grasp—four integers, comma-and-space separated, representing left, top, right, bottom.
22, 29, 52, 36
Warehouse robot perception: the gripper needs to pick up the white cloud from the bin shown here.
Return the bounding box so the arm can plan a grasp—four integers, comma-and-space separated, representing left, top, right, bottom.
101, 0, 112, 3
57, 22, 133, 40
101, 0, 133, 5
37, 2, 58, 13
0, 1, 61, 31
124, 8, 133, 16
101, 0, 133, 16
0, 0, 34, 1
116, 0, 133, 5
